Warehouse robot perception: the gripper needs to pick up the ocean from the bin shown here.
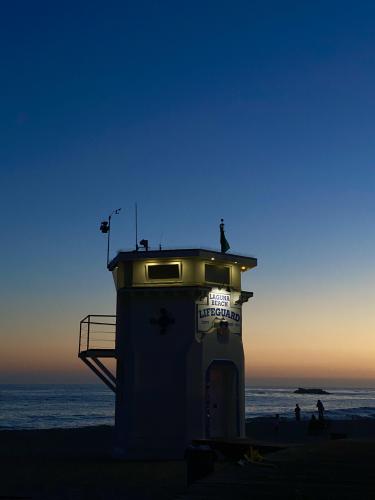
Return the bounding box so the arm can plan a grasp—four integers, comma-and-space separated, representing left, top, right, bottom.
0, 384, 374, 430
246, 387, 375, 421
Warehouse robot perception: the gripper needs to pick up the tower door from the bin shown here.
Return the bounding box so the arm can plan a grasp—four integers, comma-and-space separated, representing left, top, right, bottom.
206, 361, 239, 438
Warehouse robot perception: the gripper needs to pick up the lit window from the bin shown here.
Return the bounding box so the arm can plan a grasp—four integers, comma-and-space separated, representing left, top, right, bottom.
147, 263, 181, 280
205, 264, 230, 284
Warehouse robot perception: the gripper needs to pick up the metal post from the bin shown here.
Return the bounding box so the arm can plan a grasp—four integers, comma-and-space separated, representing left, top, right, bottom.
100, 208, 121, 268
87, 316, 90, 351
135, 203, 138, 251
107, 215, 112, 267
78, 320, 82, 355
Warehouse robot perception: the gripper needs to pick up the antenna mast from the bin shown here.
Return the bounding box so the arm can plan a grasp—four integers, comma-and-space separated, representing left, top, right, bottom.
135, 203, 139, 251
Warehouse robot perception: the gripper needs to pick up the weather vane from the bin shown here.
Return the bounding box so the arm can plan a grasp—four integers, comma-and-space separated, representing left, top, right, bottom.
100, 208, 121, 267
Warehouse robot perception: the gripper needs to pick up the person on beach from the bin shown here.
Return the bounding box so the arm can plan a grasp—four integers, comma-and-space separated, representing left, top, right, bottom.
317, 399, 325, 420
295, 404, 301, 421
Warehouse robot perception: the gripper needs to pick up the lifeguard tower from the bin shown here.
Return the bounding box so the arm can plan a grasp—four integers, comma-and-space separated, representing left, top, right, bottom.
78, 236, 257, 459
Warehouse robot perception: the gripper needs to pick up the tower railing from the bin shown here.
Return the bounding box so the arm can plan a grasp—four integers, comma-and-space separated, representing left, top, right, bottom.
78, 315, 117, 392
78, 314, 116, 355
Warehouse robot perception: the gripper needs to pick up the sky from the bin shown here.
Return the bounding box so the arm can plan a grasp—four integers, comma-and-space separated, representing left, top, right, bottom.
1, 1, 375, 387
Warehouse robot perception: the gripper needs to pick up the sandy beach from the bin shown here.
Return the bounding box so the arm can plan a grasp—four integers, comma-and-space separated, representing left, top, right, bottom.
178, 439, 375, 500
1, 421, 375, 499
0, 426, 187, 499
246, 417, 375, 444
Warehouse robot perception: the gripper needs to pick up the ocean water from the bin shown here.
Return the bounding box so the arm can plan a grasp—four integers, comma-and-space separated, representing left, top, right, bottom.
0, 384, 115, 430
0, 384, 374, 430
245, 387, 375, 421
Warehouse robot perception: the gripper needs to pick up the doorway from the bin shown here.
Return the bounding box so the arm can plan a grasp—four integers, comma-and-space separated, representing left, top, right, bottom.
205, 360, 239, 438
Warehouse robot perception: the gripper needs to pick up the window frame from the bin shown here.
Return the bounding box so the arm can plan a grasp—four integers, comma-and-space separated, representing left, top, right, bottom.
204, 263, 231, 285
145, 261, 182, 282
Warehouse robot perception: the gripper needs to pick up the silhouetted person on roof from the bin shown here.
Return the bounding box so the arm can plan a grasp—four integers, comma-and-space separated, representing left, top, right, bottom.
317, 399, 325, 420
294, 404, 301, 421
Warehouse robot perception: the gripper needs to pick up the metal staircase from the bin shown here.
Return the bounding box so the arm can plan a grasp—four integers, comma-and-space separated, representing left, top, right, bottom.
78, 315, 117, 392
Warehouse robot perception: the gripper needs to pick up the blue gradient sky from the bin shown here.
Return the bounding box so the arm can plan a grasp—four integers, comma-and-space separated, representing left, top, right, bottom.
1, 1, 375, 385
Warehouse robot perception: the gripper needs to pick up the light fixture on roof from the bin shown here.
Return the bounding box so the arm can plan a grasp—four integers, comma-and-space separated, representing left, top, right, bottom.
140, 239, 149, 251
211, 257, 215, 261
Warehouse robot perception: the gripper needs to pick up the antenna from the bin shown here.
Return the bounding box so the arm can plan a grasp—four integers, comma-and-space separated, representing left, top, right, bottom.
159, 232, 163, 251
135, 203, 139, 251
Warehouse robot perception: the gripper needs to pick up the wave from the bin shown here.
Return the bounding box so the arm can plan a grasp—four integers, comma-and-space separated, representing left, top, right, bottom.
325, 406, 375, 420
246, 406, 375, 421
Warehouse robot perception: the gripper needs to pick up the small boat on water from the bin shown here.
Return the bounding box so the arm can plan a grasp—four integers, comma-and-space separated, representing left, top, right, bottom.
294, 388, 330, 395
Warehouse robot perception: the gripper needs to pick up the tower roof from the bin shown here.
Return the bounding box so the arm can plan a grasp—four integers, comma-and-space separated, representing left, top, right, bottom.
108, 248, 257, 271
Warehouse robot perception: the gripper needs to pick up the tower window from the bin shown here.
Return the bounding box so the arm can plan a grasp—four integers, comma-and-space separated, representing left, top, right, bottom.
205, 264, 230, 284
147, 263, 181, 280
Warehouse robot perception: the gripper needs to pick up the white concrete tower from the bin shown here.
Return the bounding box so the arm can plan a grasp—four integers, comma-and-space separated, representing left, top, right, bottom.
108, 248, 257, 459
